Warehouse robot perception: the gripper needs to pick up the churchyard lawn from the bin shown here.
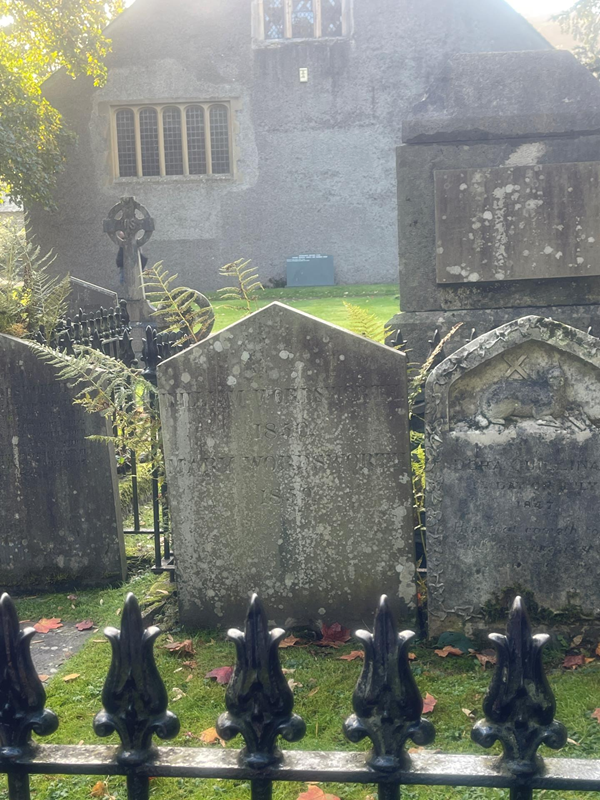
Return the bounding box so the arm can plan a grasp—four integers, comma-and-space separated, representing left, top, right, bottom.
9, 573, 600, 800
208, 283, 399, 333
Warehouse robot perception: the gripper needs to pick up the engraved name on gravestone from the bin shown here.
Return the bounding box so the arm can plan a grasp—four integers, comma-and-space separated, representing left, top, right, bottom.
0, 334, 126, 591
158, 303, 415, 628
426, 316, 600, 636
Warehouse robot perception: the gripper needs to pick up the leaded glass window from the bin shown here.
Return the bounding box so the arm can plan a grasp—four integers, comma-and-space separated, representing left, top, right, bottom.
209, 105, 231, 175
291, 0, 314, 38
163, 107, 184, 175
264, 0, 285, 39
139, 107, 160, 177
186, 106, 207, 175
115, 109, 136, 177
321, 0, 343, 36
112, 103, 232, 178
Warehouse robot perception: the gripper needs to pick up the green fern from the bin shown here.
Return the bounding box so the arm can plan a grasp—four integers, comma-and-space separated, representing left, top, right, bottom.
143, 262, 215, 344
342, 301, 388, 343
218, 259, 264, 313
27, 340, 159, 457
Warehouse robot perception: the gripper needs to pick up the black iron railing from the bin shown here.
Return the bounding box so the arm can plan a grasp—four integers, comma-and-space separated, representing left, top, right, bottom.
0, 592, 593, 800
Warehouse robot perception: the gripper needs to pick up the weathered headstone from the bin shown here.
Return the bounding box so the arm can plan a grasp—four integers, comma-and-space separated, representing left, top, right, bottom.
67, 277, 119, 318
426, 316, 600, 636
158, 302, 415, 628
0, 334, 126, 591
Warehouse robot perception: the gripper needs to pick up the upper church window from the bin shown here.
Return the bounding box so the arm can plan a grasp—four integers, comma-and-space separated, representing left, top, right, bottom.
261, 0, 347, 40
112, 102, 232, 179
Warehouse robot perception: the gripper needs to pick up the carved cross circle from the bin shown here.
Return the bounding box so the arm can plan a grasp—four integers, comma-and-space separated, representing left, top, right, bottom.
103, 196, 155, 249
503, 354, 530, 380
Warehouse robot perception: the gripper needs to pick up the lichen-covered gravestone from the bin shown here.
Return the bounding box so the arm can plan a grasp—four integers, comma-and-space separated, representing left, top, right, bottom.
0, 334, 126, 591
426, 316, 600, 636
158, 303, 415, 628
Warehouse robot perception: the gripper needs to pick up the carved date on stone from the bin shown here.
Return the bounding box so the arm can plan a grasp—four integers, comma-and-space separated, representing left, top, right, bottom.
472, 596, 567, 775
344, 595, 435, 772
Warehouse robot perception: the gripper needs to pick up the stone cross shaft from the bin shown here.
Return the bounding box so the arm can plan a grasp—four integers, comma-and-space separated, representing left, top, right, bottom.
103, 197, 155, 318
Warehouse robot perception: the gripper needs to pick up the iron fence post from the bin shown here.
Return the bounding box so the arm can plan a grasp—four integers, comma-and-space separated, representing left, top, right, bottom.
7, 773, 30, 800
510, 788, 533, 800
378, 784, 400, 800
126, 773, 149, 800
250, 779, 272, 800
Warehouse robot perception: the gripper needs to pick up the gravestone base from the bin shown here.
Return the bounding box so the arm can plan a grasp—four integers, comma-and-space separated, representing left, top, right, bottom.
387, 304, 600, 366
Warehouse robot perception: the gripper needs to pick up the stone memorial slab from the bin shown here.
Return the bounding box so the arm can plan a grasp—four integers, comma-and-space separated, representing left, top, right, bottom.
426, 316, 600, 636
158, 302, 415, 628
67, 277, 119, 317
286, 255, 335, 287
435, 163, 600, 285
0, 334, 126, 591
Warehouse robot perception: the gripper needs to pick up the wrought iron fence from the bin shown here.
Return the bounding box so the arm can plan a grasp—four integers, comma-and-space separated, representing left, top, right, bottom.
0, 592, 594, 800
36, 304, 194, 576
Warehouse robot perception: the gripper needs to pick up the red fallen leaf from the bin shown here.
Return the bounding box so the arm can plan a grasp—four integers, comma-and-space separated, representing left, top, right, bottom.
34, 618, 63, 634
75, 620, 94, 632
592, 709, 600, 723
422, 693, 437, 714
563, 654, 586, 670
279, 635, 302, 648
38, 674, 50, 682
408, 652, 417, 661
164, 639, 195, 656
339, 651, 364, 661
297, 785, 340, 800
205, 666, 234, 685
316, 622, 351, 647
474, 649, 497, 669
434, 646, 463, 658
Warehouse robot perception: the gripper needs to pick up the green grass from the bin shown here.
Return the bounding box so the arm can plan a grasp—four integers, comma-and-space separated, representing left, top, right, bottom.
207, 284, 399, 334
8, 572, 600, 800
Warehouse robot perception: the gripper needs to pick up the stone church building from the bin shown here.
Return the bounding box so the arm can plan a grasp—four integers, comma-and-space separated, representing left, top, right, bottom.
30, 0, 549, 292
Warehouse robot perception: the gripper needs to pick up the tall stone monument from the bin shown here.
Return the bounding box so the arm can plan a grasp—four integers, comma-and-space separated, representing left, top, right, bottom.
158, 303, 415, 628
0, 334, 126, 591
426, 316, 600, 636
389, 51, 600, 363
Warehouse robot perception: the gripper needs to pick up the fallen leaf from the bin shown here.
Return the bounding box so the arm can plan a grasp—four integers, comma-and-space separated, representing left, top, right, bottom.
75, 620, 94, 632
183, 660, 198, 669
90, 781, 107, 798
568, 737, 581, 745
586, 657, 595, 664
280, 636, 301, 648
423, 693, 437, 714
572, 634, 584, 647
462, 708, 475, 720
63, 673, 80, 683
171, 687, 186, 701
434, 646, 463, 658
297, 785, 340, 800
92, 639, 107, 644
116, 608, 122, 616
408, 746, 425, 754
38, 674, 49, 682
164, 639, 195, 656
288, 679, 303, 691
339, 651, 364, 661
282, 668, 296, 674
592, 709, 600, 723
67, 594, 77, 602
316, 622, 351, 647
205, 666, 234, 685
474, 649, 497, 669
200, 727, 226, 747
186, 673, 193, 682
34, 618, 63, 634
308, 687, 320, 697
408, 652, 417, 661
174, 667, 183, 673
563, 654, 586, 670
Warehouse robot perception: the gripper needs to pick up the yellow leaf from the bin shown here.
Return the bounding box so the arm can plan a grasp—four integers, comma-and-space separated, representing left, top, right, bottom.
63, 673, 80, 683
90, 781, 107, 798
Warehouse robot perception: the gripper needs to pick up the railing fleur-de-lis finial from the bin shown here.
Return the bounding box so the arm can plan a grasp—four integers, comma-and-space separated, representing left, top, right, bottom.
93, 593, 180, 766
472, 596, 567, 776
0, 593, 58, 758
216, 594, 306, 769
344, 595, 435, 772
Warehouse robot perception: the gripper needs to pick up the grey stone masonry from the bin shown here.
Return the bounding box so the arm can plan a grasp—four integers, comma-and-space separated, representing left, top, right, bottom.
0, 334, 126, 591
67, 277, 118, 318
158, 302, 415, 629
425, 316, 600, 637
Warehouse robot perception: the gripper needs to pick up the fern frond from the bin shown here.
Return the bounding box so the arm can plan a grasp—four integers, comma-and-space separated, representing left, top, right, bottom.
343, 301, 386, 343
144, 262, 214, 344
218, 258, 264, 313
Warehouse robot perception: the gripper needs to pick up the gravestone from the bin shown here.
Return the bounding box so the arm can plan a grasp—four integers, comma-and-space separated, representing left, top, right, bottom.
158, 302, 415, 628
426, 316, 600, 636
388, 50, 600, 364
0, 334, 126, 591
67, 277, 119, 318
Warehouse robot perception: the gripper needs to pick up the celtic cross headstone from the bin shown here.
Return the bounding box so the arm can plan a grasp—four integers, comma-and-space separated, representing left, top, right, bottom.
103, 197, 155, 323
